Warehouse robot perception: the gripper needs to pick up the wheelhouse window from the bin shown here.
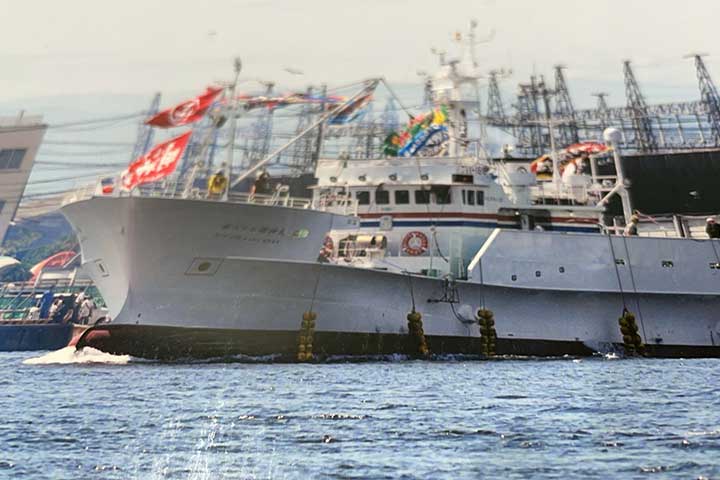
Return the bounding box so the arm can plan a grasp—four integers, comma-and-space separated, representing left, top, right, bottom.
375, 190, 389, 205
395, 190, 409, 204
415, 189, 431, 204
355, 191, 370, 205
462, 189, 483, 206
467, 190, 476, 205
432, 186, 451, 204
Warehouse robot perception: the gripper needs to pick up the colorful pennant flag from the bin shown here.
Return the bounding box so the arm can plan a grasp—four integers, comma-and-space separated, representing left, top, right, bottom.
146, 87, 223, 128
121, 131, 192, 191
327, 92, 373, 125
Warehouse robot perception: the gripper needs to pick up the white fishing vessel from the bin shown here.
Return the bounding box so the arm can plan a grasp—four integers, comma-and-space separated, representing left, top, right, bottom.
63, 32, 720, 359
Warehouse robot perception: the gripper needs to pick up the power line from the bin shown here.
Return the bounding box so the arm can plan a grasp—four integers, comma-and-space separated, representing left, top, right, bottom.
36, 160, 127, 168
43, 140, 135, 147
0, 112, 145, 134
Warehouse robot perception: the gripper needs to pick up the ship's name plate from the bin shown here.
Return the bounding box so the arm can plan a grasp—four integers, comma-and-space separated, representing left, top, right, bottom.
214, 223, 310, 244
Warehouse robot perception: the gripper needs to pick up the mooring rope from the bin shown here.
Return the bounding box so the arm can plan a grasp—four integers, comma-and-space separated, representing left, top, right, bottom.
621, 235, 648, 342
607, 233, 627, 309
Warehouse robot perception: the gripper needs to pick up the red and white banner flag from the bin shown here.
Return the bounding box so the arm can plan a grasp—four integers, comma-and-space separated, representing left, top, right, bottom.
146, 87, 223, 128
121, 131, 192, 191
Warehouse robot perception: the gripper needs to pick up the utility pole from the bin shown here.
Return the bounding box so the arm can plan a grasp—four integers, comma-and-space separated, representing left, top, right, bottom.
130, 92, 161, 162
591, 92, 611, 140
553, 64, 579, 146
623, 60, 657, 151
688, 53, 720, 145
486, 70, 507, 122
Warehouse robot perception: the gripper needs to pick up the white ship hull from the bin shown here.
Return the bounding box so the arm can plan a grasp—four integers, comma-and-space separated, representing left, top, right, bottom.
63, 199, 720, 358
61, 195, 354, 321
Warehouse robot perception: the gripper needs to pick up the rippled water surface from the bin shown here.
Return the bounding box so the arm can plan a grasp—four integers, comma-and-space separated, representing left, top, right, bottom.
2, 349, 719, 479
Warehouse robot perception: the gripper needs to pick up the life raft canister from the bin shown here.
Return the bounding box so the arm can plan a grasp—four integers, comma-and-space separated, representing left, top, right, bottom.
208, 174, 228, 195
402, 231, 428, 256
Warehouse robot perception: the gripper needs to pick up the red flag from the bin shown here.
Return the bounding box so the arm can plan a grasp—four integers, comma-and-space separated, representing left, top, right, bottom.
121, 131, 192, 191
146, 87, 223, 128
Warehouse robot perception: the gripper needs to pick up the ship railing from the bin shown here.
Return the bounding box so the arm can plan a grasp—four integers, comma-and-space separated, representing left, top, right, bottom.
310, 193, 359, 216
62, 173, 314, 210
603, 213, 720, 239
0, 277, 102, 321
531, 175, 620, 205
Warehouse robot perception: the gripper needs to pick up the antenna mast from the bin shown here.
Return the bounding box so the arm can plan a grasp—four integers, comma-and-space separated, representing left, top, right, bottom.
224, 57, 243, 197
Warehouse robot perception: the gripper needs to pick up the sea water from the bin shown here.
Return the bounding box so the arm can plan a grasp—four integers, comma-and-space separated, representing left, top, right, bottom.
1, 349, 719, 479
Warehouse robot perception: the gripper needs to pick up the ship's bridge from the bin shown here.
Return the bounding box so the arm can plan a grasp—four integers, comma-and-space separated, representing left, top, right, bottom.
312, 156, 508, 215
314, 156, 496, 188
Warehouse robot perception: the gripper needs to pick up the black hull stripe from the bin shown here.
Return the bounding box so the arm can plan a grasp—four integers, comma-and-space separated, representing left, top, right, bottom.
76, 324, 720, 361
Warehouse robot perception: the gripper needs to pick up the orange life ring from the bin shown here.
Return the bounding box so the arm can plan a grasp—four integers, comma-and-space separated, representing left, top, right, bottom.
402, 231, 428, 256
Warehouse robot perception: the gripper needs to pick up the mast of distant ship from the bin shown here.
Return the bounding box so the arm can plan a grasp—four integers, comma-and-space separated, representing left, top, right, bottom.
223, 57, 243, 201
229, 79, 380, 189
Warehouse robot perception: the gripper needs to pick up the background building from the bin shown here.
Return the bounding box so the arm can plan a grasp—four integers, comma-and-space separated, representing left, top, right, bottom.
0, 113, 47, 245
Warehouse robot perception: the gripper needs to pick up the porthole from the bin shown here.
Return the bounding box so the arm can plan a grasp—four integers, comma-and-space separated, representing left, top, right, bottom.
535, 271, 541, 277
661, 260, 674, 268
511, 274, 517, 281
615, 259, 625, 266
559, 266, 565, 273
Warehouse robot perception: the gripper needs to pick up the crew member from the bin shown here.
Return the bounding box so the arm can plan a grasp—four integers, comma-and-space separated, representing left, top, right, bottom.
207, 170, 228, 198
577, 152, 589, 174
706, 217, 720, 239
38, 287, 54, 319
79, 297, 95, 324
250, 171, 272, 196
624, 215, 639, 236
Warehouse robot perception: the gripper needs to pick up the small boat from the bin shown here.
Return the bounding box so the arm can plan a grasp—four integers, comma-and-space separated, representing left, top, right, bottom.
0, 278, 107, 352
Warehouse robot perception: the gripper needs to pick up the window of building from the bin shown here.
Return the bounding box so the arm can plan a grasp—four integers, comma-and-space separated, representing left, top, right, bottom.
8, 149, 26, 169
0, 149, 26, 170
415, 189, 431, 204
376, 190, 389, 205
0, 150, 11, 169
355, 191, 370, 205
395, 190, 409, 204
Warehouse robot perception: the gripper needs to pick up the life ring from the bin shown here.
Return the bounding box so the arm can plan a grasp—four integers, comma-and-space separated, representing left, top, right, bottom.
402, 231, 428, 256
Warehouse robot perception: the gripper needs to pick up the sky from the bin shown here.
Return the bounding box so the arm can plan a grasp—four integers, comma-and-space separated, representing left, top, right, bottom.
2, 0, 720, 107
3, 0, 720, 196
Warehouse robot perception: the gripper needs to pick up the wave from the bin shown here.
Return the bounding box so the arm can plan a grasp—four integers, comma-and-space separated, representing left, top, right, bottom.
23, 346, 133, 365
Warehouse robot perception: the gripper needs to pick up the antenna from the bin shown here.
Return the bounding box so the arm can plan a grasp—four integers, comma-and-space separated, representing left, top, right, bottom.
430, 47, 447, 66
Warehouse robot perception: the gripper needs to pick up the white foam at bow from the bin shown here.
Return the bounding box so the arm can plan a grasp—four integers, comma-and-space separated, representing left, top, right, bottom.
23, 346, 132, 365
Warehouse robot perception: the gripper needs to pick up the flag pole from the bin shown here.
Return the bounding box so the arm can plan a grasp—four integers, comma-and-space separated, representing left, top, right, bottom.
223, 57, 243, 201
229, 78, 380, 190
